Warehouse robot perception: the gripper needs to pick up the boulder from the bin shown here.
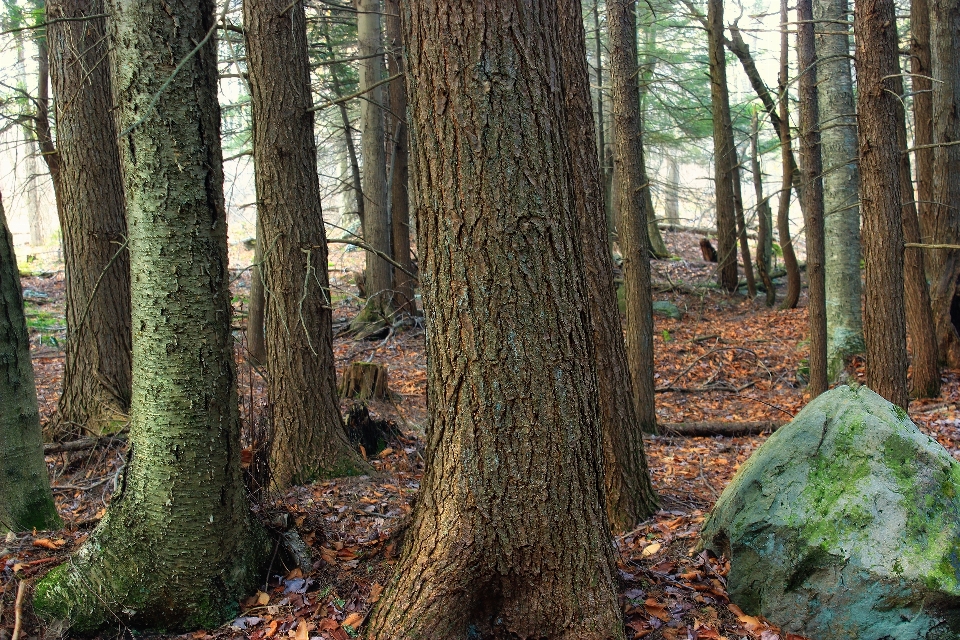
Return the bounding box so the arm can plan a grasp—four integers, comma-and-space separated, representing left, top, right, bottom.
700, 385, 960, 639
652, 300, 682, 319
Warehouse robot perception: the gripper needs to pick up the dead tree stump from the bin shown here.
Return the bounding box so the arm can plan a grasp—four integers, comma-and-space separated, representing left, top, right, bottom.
338, 361, 390, 400
700, 238, 718, 262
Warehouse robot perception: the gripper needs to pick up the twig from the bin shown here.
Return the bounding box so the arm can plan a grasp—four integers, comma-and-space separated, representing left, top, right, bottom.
323, 240, 416, 277
11, 579, 27, 640
1, 13, 108, 36
906, 242, 960, 250
308, 73, 403, 113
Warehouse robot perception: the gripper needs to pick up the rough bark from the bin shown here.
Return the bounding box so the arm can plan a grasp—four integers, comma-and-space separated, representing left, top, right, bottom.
558, 0, 657, 530
814, 0, 864, 381
854, 0, 909, 409
928, 0, 960, 367
891, 51, 941, 398
751, 112, 776, 306
352, 0, 394, 333
731, 145, 756, 296
0, 192, 60, 533
610, 0, 658, 434
246, 219, 266, 365
777, 0, 801, 309
706, 0, 738, 292
244, 0, 370, 487
33, 0, 269, 631
797, 0, 827, 396
47, 0, 132, 436
912, 0, 933, 252
385, 0, 416, 315
366, 0, 624, 636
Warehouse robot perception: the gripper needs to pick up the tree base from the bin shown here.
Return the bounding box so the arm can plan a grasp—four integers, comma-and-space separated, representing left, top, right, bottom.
344, 403, 401, 456
347, 297, 392, 340
338, 362, 390, 400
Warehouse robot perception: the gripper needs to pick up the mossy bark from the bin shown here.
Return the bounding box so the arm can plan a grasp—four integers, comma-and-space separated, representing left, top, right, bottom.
0, 194, 60, 533
243, 0, 370, 487
33, 1, 269, 632
366, 0, 624, 636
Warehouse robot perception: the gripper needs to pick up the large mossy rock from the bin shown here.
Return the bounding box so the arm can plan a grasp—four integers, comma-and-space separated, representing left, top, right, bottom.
700, 385, 960, 639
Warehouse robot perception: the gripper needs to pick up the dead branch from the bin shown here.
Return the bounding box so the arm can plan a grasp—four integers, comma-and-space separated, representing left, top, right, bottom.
660, 421, 784, 436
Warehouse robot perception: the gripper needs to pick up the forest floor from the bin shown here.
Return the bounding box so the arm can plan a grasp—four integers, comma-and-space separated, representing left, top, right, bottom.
4, 230, 960, 640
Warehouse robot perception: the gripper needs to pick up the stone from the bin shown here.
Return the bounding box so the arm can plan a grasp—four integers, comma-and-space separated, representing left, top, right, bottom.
700, 385, 960, 639
652, 300, 682, 319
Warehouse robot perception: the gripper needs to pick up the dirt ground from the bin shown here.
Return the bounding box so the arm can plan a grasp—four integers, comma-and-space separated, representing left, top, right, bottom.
3, 231, 958, 640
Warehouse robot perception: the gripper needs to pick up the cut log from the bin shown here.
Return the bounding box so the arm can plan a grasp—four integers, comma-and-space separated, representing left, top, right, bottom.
338, 361, 390, 400
659, 421, 784, 437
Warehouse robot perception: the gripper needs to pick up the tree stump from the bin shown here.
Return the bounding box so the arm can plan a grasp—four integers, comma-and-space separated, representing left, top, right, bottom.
338, 361, 389, 400
700, 238, 718, 262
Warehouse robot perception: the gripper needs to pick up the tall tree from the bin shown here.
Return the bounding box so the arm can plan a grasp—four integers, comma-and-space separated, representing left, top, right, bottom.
366, 0, 624, 634
777, 0, 801, 309
636, 21, 670, 259
751, 111, 776, 307
797, 0, 827, 396
854, 0, 909, 409
351, 0, 393, 334
814, 0, 864, 381
244, 0, 370, 486
911, 0, 933, 251
559, 0, 657, 530
927, 0, 960, 367
33, 0, 269, 630
0, 191, 60, 533
47, 0, 132, 436
610, 0, 658, 433
706, 0, 738, 292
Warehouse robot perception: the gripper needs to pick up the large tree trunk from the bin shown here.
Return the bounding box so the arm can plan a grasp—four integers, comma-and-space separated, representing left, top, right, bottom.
366, 0, 624, 636
33, 0, 269, 631
558, 0, 657, 531
928, 0, 960, 367
352, 0, 394, 334
912, 0, 934, 251
854, 0, 909, 409
47, 0, 132, 437
797, 0, 827, 396
385, 0, 416, 315
706, 0, 738, 292
777, 0, 801, 309
0, 192, 60, 533
814, 0, 864, 381
244, 0, 370, 487
610, 0, 658, 434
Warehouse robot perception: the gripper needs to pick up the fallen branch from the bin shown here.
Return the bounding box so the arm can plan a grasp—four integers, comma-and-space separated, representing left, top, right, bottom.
660, 421, 784, 437
11, 579, 27, 640
44, 434, 127, 455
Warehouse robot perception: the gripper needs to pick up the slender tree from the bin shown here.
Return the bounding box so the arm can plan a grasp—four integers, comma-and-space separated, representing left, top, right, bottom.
610, 0, 658, 433
366, 0, 624, 634
33, 0, 269, 629
732, 144, 756, 297
854, 0, 909, 409
797, 0, 827, 396
244, 0, 370, 486
911, 0, 933, 252
751, 112, 776, 306
47, 0, 132, 435
0, 192, 60, 533
777, 0, 801, 309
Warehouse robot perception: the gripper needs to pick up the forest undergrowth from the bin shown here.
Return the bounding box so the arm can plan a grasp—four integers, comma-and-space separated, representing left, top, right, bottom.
3, 232, 959, 640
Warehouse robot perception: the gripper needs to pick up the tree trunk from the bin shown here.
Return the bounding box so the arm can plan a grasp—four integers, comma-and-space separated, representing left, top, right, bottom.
814, 0, 864, 382
854, 0, 909, 409
777, 0, 801, 309
610, 0, 658, 434
246, 219, 266, 364
797, 0, 827, 396
559, 0, 657, 530
635, 30, 669, 259
47, 0, 132, 436
665, 155, 681, 226
244, 0, 370, 487
732, 144, 756, 296
0, 192, 60, 533
751, 112, 776, 306
33, 0, 269, 630
928, 0, 960, 367
891, 46, 941, 398
385, 0, 416, 315
366, 0, 624, 636
912, 0, 934, 252
706, 0, 738, 292
352, 0, 394, 334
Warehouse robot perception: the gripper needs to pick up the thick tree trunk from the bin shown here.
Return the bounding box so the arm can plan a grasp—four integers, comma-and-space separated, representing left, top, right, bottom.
0, 193, 60, 533
366, 0, 624, 636
33, 0, 269, 631
928, 0, 960, 367
854, 0, 909, 409
814, 0, 864, 381
751, 113, 776, 306
385, 0, 416, 315
352, 0, 394, 333
610, 0, 658, 434
891, 52, 941, 398
797, 0, 827, 396
558, 0, 657, 531
777, 0, 801, 309
706, 0, 738, 292
244, 0, 370, 487
47, 0, 132, 436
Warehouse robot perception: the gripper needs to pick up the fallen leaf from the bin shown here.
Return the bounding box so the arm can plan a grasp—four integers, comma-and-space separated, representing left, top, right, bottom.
264, 619, 279, 638
369, 583, 384, 603
33, 538, 59, 550
641, 543, 662, 558
644, 598, 671, 623
257, 590, 270, 605
343, 612, 364, 628
295, 619, 309, 640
